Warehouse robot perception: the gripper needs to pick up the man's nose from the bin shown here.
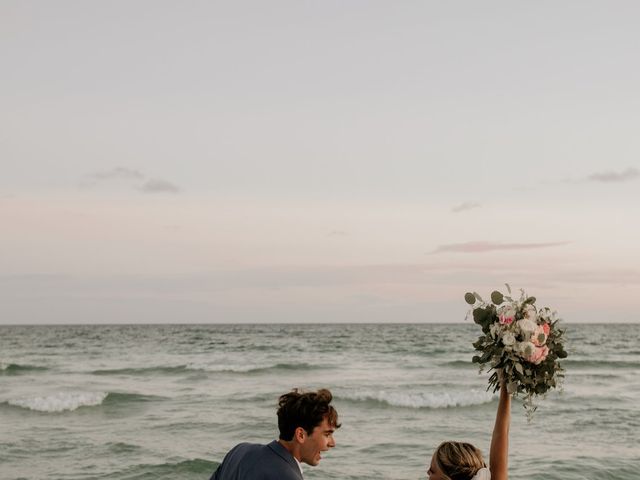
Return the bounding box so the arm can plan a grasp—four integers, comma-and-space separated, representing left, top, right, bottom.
328, 436, 336, 448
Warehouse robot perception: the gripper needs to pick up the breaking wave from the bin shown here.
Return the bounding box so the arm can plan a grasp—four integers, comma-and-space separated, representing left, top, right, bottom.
4, 391, 161, 413
0, 362, 48, 374
91, 366, 191, 375
188, 362, 319, 373
338, 389, 495, 409
91, 362, 319, 375
5, 391, 108, 412
563, 359, 639, 369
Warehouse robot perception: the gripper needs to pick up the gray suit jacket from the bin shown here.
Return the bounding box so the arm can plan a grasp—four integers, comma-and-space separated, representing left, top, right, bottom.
210, 440, 304, 480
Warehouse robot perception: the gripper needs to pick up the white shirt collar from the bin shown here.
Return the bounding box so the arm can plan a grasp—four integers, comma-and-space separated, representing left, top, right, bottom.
294, 457, 304, 476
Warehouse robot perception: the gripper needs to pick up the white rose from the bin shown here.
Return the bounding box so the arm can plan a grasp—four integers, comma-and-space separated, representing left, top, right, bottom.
501, 331, 516, 349
518, 341, 535, 358
517, 318, 538, 336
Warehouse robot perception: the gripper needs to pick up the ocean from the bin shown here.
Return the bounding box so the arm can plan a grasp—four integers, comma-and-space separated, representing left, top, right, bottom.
1, 323, 638, 480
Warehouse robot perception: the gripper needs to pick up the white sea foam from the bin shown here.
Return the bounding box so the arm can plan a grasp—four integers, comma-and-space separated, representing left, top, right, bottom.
186, 362, 268, 372
340, 389, 495, 409
8, 391, 108, 412
185, 361, 309, 373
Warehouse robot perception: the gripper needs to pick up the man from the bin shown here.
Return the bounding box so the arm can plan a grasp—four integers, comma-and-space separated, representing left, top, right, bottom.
210, 388, 340, 480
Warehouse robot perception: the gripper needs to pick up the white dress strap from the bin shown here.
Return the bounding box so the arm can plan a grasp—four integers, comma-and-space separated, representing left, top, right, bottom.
471, 467, 491, 480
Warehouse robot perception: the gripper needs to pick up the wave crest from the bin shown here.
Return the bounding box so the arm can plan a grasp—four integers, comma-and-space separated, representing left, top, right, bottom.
0, 362, 48, 374
91, 362, 318, 376
188, 362, 318, 373
92, 366, 189, 376
338, 389, 494, 409
6, 391, 108, 412
564, 359, 639, 369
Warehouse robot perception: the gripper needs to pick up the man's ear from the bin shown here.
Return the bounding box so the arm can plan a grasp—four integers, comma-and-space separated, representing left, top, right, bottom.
294, 426, 307, 443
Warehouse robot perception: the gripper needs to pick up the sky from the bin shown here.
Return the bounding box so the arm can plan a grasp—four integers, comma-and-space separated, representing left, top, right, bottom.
2, 1, 640, 324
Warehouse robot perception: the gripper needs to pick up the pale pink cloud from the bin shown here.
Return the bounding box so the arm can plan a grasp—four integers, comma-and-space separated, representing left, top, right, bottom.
451, 201, 481, 213
432, 241, 570, 254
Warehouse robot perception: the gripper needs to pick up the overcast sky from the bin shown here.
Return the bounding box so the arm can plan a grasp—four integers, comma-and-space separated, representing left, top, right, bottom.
2, 1, 639, 324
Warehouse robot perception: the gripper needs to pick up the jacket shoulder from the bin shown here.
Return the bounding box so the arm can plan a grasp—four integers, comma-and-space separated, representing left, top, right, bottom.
212, 442, 301, 480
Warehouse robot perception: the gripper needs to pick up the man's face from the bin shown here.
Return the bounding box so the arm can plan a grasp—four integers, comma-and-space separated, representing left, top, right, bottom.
298, 417, 336, 466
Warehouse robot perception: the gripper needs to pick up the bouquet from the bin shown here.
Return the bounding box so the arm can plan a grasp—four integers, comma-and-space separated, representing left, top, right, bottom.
465, 285, 568, 419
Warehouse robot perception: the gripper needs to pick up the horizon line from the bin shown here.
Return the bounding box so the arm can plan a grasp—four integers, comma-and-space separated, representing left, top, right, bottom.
1, 321, 637, 327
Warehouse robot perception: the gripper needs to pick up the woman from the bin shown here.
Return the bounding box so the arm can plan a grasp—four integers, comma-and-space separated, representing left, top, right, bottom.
427, 377, 511, 480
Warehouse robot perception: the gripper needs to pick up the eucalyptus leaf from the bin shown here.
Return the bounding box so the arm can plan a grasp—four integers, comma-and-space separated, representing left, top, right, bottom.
464, 292, 476, 305
491, 291, 504, 304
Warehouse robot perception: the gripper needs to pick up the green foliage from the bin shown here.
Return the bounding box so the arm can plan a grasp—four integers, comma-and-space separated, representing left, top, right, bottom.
472, 306, 495, 334
464, 292, 476, 305
490, 290, 504, 304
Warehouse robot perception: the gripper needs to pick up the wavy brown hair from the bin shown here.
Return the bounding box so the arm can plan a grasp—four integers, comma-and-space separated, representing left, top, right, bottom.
277, 388, 340, 440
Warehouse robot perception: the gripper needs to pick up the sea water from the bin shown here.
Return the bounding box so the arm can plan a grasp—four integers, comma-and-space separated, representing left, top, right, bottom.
1, 323, 638, 480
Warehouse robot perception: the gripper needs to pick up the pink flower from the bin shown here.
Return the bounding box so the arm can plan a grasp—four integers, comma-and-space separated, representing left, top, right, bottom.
499, 315, 514, 325
542, 323, 550, 336
526, 345, 549, 365
532, 325, 548, 347
498, 305, 516, 325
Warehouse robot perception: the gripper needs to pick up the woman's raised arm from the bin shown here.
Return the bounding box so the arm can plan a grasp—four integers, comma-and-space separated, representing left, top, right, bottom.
489, 378, 511, 480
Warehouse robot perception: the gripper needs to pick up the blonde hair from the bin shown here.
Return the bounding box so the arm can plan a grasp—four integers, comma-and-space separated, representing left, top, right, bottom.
433, 441, 486, 480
